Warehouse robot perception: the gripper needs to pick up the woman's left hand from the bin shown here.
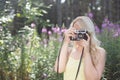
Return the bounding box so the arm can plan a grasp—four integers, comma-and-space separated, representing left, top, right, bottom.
80, 33, 90, 54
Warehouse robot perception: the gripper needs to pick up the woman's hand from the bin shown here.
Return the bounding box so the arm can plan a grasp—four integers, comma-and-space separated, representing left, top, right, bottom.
80, 33, 90, 54
64, 27, 76, 44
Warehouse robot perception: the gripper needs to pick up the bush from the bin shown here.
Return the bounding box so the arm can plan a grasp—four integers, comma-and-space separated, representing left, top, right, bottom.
97, 18, 120, 80
0, 25, 65, 80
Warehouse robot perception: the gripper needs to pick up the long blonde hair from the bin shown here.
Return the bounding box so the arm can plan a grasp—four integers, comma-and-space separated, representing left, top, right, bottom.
69, 16, 101, 66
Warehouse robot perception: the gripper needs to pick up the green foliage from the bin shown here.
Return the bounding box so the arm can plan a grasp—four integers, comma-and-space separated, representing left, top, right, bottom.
0, 26, 17, 80
0, 1, 120, 80
0, 0, 51, 35
0, 22, 120, 80
98, 28, 120, 80
0, 25, 64, 80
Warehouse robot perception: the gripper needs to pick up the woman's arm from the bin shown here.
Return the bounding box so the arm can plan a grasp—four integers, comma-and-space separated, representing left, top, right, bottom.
81, 34, 106, 80
84, 48, 106, 80
54, 28, 75, 73
54, 41, 69, 73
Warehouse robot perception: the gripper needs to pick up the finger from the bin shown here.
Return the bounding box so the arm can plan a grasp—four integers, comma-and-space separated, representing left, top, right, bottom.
68, 34, 75, 37
79, 40, 86, 47
86, 33, 90, 42
69, 27, 76, 30
69, 28, 76, 32
82, 39, 87, 43
67, 31, 74, 35
68, 30, 75, 35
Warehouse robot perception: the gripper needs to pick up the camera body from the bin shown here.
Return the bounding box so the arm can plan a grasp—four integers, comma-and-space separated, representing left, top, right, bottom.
70, 30, 88, 41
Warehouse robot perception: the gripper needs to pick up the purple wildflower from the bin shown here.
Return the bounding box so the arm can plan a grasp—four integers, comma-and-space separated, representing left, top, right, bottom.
88, 12, 93, 18
109, 22, 114, 28
61, 28, 66, 33
102, 23, 107, 28
58, 36, 63, 42
42, 27, 47, 33
58, 31, 62, 35
117, 28, 120, 33
113, 27, 120, 37
52, 27, 57, 33
52, 27, 60, 33
48, 31, 52, 35
56, 27, 60, 32
104, 18, 109, 23
115, 24, 120, 28
31, 23, 36, 28
95, 26, 100, 33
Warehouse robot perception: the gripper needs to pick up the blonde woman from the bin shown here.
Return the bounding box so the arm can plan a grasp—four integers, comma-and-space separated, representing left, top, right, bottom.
54, 16, 106, 80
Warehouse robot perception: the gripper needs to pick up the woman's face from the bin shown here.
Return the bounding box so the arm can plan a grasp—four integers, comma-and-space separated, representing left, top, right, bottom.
73, 21, 82, 30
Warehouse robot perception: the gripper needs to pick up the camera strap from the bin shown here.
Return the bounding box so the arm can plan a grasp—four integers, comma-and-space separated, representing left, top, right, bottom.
75, 47, 84, 80
57, 37, 65, 78
57, 37, 84, 80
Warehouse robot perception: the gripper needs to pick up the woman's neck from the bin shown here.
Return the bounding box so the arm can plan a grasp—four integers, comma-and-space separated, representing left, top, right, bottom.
74, 45, 83, 53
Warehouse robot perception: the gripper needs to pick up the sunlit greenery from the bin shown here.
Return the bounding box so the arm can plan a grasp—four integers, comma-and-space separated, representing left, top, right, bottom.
0, 0, 120, 80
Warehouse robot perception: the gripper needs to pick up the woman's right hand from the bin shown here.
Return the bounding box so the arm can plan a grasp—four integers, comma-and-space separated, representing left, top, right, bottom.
64, 27, 76, 44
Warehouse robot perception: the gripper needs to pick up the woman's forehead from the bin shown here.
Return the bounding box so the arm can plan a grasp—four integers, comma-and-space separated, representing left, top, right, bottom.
73, 22, 83, 29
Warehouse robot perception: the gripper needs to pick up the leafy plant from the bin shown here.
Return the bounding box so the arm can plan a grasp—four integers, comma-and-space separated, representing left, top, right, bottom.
97, 18, 120, 80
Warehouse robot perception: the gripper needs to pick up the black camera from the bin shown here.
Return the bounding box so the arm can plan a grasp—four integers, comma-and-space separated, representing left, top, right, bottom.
70, 30, 88, 41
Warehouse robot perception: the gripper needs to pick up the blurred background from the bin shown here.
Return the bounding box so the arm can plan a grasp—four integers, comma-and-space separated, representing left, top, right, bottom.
0, 0, 120, 80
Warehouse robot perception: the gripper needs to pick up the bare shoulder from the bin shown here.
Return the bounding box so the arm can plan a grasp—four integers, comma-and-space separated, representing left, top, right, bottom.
97, 47, 106, 60
97, 47, 106, 53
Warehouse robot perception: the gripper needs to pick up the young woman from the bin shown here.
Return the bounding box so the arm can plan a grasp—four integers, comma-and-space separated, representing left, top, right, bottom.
54, 16, 106, 80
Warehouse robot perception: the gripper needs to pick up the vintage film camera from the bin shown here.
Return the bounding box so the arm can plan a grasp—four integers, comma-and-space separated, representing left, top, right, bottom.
70, 30, 88, 41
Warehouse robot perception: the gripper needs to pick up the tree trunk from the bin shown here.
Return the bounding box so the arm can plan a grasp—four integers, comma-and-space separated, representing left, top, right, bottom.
56, 0, 62, 27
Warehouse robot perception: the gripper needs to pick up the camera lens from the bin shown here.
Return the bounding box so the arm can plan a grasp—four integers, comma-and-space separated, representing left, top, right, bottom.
78, 34, 83, 38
